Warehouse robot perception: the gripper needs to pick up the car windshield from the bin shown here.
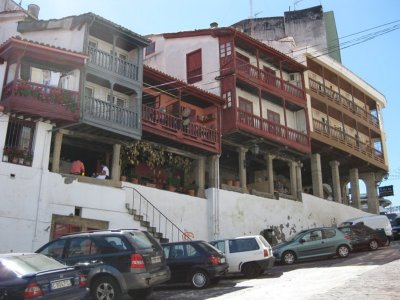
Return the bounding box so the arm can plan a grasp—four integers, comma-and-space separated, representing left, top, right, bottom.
287, 230, 308, 242
1, 254, 65, 276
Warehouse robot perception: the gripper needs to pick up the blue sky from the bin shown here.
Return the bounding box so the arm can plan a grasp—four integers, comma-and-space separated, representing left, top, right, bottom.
25, 0, 400, 207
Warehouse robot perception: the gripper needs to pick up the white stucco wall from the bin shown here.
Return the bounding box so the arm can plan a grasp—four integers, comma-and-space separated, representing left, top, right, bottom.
22, 27, 85, 53
145, 35, 221, 96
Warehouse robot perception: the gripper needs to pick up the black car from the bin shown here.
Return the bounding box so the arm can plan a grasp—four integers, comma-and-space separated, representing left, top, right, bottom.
36, 229, 170, 300
0, 253, 88, 300
391, 216, 400, 240
161, 240, 228, 289
339, 223, 389, 251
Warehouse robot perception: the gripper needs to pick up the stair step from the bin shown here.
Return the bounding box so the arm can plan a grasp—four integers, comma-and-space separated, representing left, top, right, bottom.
134, 215, 143, 221
160, 237, 169, 243
140, 220, 150, 227
148, 226, 156, 233
153, 232, 163, 238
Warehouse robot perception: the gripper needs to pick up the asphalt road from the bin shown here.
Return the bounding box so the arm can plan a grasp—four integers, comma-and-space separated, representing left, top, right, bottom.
146, 240, 400, 300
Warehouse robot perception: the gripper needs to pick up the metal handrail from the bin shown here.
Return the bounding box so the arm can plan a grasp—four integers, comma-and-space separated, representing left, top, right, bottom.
122, 186, 191, 242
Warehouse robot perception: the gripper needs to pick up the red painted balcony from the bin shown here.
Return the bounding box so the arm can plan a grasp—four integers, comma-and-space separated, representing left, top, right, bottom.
142, 105, 220, 153
1, 80, 80, 122
236, 58, 305, 104
236, 109, 310, 153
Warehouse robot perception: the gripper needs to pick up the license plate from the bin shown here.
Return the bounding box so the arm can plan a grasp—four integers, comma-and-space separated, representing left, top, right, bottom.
51, 279, 72, 290
151, 256, 161, 264
220, 257, 226, 263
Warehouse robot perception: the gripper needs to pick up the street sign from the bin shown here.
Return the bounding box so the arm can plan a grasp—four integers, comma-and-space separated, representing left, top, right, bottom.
379, 185, 394, 197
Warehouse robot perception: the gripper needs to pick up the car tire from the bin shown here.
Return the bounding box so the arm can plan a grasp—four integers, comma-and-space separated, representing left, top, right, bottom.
368, 239, 379, 251
128, 287, 153, 299
91, 275, 121, 300
282, 251, 296, 265
190, 269, 210, 289
242, 262, 261, 278
336, 245, 350, 258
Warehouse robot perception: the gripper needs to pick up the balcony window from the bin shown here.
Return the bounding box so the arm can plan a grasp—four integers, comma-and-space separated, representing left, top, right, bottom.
186, 49, 202, 84
267, 109, 280, 124
219, 42, 232, 58
222, 91, 232, 109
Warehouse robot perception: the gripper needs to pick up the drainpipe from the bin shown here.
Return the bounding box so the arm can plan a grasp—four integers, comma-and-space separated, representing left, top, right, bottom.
31, 128, 51, 251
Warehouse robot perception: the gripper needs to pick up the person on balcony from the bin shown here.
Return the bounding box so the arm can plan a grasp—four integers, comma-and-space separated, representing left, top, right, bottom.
70, 159, 85, 176
96, 163, 110, 180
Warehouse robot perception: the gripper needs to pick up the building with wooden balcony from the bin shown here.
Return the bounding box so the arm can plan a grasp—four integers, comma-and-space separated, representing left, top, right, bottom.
303, 52, 388, 213
145, 27, 310, 200
121, 65, 224, 197
231, 4, 389, 213
1, 10, 150, 179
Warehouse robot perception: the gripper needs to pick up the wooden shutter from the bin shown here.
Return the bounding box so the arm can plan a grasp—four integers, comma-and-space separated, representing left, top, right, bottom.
186, 49, 202, 84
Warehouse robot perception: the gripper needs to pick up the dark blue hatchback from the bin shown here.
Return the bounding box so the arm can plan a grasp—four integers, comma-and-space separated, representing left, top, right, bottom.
0, 253, 88, 300
161, 240, 228, 289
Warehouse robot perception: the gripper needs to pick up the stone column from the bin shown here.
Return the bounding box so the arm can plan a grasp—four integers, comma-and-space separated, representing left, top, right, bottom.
111, 144, 121, 181
238, 147, 247, 190
266, 154, 274, 194
208, 155, 218, 188
329, 160, 342, 203
289, 161, 297, 197
195, 156, 206, 198
296, 162, 303, 201
311, 153, 323, 198
51, 131, 63, 173
364, 172, 379, 214
349, 168, 361, 209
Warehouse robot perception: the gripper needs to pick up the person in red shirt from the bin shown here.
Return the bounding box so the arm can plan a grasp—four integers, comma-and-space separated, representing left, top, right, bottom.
70, 160, 85, 175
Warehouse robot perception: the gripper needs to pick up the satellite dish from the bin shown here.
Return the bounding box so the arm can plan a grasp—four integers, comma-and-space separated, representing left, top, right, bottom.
182, 118, 190, 126
182, 107, 191, 118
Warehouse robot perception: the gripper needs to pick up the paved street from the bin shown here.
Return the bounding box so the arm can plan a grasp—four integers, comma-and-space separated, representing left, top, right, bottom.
147, 240, 400, 300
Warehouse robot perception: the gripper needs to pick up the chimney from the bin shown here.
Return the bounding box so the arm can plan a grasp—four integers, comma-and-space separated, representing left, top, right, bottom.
210, 22, 218, 29
27, 4, 40, 19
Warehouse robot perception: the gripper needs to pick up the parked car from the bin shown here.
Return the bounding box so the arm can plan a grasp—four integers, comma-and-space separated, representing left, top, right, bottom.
161, 240, 228, 289
0, 253, 88, 300
391, 216, 400, 240
209, 235, 275, 278
340, 215, 393, 240
36, 229, 170, 300
338, 223, 389, 251
272, 227, 352, 265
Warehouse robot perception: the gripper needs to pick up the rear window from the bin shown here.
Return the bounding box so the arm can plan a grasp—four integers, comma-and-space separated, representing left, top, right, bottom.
197, 241, 220, 255
1, 254, 65, 276
229, 238, 259, 253
128, 231, 158, 250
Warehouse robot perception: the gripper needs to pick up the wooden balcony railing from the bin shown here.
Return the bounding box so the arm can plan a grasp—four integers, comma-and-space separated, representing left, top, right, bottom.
313, 118, 384, 164
142, 106, 219, 147
236, 58, 305, 102
309, 78, 379, 128
83, 96, 139, 129
237, 109, 309, 149
87, 46, 138, 80
1, 80, 80, 121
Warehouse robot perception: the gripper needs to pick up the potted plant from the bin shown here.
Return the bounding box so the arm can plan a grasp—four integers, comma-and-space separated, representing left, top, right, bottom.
24, 152, 33, 166
234, 176, 240, 187
2, 146, 11, 162
131, 175, 139, 184
167, 176, 180, 192
225, 178, 233, 186
186, 181, 197, 196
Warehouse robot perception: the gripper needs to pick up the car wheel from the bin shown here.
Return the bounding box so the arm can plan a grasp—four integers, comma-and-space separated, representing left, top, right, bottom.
91, 276, 121, 300
336, 245, 350, 258
368, 239, 379, 251
190, 269, 210, 289
128, 287, 153, 299
282, 251, 296, 265
242, 262, 261, 278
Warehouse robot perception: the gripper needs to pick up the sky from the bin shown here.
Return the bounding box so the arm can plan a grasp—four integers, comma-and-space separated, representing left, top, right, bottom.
21, 0, 400, 208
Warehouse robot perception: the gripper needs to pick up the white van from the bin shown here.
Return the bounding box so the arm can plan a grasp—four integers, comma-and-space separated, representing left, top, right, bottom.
340, 215, 393, 238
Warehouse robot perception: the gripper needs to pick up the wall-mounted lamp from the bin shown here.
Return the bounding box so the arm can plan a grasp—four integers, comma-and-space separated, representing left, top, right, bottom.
251, 144, 260, 155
